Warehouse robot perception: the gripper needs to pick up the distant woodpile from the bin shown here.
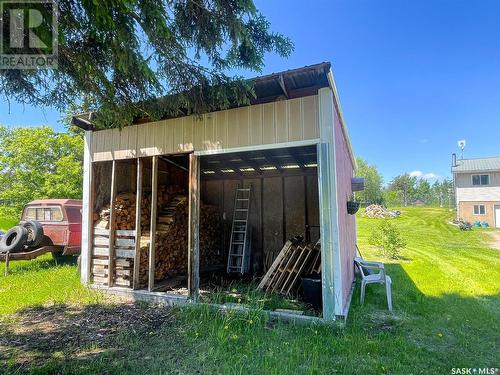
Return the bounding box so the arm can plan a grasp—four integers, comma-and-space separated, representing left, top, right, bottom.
363, 204, 400, 219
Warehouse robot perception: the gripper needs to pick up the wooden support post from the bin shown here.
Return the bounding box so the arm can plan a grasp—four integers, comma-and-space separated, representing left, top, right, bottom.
4, 252, 10, 276
148, 156, 158, 292
188, 153, 200, 301
108, 160, 117, 287
133, 158, 143, 289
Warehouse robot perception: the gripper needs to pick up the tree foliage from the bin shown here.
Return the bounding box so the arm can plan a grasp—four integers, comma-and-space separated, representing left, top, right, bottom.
355, 157, 383, 204
0, 126, 83, 216
369, 220, 406, 259
385, 174, 454, 207
0, 1, 293, 128
387, 174, 417, 206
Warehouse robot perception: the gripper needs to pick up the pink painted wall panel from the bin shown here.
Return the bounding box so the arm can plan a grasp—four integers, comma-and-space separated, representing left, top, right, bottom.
333, 101, 356, 312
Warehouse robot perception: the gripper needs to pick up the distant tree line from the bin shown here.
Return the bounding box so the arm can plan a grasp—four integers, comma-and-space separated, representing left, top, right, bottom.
0, 126, 83, 218
355, 157, 454, 208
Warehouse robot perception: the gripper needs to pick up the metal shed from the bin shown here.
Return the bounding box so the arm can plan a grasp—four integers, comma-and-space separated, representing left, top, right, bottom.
73, 62, 358, 321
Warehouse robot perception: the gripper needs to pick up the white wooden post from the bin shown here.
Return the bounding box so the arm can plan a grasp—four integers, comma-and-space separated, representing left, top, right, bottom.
133, 158, 142, 289
148, 156, 158, 292
81, 130, 93, 284
108, 160, 117, 286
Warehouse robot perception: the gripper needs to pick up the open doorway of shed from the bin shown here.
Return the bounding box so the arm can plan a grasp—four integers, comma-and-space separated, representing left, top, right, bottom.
89, 154, 194, 295
198, 144, 322, 316
138, 154, 190, 295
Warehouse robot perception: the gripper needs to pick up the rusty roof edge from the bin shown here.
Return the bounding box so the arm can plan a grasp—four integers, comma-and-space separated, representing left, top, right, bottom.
71, 62, 333, 131
253, 61, 331, 83
327, 68, 357, 170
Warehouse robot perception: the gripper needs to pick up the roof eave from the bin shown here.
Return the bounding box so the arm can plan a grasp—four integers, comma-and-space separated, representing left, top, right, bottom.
71, 63, 332, 131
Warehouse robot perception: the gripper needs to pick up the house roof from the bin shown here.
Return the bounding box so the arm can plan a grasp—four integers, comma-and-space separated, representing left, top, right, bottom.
451, 157, 500, 173
72, 62, 332, 131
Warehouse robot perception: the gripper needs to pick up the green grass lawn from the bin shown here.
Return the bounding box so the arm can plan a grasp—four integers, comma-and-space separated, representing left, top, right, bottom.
0, 207, 499, 374
0, 217, 17, 232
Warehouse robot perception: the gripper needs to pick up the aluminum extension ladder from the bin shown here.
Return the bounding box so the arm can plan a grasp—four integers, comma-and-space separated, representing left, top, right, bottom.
227, 187, 252, 273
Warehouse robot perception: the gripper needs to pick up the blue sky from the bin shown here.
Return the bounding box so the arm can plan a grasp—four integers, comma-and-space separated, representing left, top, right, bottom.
1, 0, 499, 183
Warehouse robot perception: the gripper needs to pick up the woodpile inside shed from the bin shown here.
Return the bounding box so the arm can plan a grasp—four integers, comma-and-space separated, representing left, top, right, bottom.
93, 185, 223, 289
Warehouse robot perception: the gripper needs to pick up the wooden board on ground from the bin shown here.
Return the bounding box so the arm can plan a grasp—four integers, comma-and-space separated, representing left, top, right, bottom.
258, 238, 321, 295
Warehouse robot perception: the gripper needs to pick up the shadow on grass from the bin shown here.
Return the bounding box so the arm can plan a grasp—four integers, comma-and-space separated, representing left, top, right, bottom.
1, 264, 498, 374
0, 302, 187, 374
348, 263, 499, 358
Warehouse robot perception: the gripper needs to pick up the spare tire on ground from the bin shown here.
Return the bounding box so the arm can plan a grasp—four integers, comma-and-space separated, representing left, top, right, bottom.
0, 226, 29, 253
22, 220, 44, 248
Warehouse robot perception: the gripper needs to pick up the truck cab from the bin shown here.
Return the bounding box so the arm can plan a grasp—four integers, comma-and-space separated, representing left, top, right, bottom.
20, 199, 83, 255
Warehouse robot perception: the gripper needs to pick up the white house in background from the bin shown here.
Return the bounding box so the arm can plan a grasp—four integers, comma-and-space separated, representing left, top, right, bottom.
451, 156, 500, 227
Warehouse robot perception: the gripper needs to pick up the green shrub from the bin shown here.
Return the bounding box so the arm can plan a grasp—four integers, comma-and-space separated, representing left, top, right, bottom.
369, 220, 406, 258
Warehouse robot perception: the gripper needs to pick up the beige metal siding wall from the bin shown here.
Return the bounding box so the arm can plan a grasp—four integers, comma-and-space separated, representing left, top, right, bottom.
91, 96, 319, 161
455, 172, 500, 202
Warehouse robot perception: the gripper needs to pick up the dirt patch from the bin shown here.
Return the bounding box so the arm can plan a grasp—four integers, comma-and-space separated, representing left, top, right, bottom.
487, 231, 500, 250
0, 302, 176, 373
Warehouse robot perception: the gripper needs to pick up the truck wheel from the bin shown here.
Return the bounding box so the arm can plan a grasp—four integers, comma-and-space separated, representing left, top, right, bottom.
0, 226, 28, 253
22, 220, 44, 248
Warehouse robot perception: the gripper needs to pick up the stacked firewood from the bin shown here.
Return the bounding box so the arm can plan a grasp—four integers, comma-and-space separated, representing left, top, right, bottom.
93, 185, 186, 231
93, 185, 222, 288
137, 198, 223, 287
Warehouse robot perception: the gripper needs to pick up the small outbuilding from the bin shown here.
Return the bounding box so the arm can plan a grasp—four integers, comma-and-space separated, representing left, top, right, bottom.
73, 62, 359, 321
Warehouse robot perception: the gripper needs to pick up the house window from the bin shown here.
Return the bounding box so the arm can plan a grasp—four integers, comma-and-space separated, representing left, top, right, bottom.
472, 174, 489, 186
473, 205, 486, 215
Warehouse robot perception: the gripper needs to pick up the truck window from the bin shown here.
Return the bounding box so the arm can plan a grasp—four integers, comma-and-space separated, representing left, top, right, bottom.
51, 207, 63, 221
24, 206, 64, 222
25, 207, 37, 220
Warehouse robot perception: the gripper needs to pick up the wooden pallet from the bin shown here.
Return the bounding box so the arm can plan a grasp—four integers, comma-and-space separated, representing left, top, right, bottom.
258, 239, 321, 295
91, 227, 136, 288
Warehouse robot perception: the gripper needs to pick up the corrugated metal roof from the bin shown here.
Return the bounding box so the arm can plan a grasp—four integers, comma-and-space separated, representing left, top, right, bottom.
72, 62, 332, 131
451, 157, 500, 172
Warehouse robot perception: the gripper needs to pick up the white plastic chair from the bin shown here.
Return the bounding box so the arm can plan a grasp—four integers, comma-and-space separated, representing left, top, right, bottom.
354, 256, 393, 311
